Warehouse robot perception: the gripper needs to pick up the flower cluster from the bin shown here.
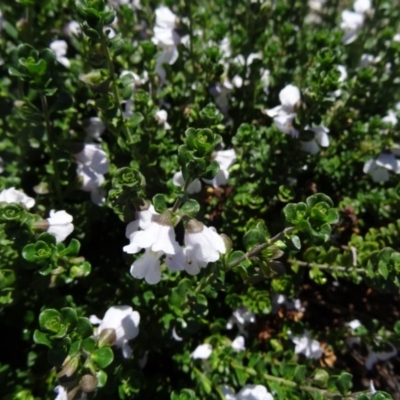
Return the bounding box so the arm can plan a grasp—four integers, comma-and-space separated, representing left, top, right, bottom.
123, 207, 226, 284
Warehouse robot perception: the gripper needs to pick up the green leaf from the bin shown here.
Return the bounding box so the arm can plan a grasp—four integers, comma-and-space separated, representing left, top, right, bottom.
22, 244, 37, 263
127, 112, 144, 128
37, 232, 57, 245
243, 229, 265, 251
92, 347, 114, 369
311, 368, 329, 388
76, 317, 93, 338
60, 307, 78, 329
306, 193, 334, 208
371, 392, 394, 399
293, 364, 307, 384
153, 194, 168, 213
394, 321, 400, 335
180, 199, 200, 217
283, 203, 308, 225
60, 239, 81, 257
81, 337, 96, 353
335, 372, 353, 395
39, 309, 62, 333
33, 330, 52, 348
378, 260, 389, 279
202, 160, 220, 180
50, 91, 74, 113
96, 370, 108, 387
69, 340, 82, 357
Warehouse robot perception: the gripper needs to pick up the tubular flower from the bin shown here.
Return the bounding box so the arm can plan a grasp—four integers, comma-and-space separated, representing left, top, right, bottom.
90, 305, 140, 358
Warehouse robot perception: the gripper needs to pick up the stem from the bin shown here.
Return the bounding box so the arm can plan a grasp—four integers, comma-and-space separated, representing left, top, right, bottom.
172, 178, 192, 213
40, 95, 62, 204
100, 35, 131, 143
262, 372, 370, 399
186, 0, 194, 102
288, 259, 366, 274
226, 227, 295, 271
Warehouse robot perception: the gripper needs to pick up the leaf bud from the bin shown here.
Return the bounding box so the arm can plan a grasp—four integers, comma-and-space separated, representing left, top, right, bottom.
80, 374, 98, 393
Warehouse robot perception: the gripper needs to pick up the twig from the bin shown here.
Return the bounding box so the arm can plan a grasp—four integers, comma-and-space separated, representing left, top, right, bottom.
226, 227, 295, 271
41, 95, 62, 204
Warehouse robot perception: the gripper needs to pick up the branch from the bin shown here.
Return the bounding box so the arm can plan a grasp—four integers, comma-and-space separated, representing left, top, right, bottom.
226, 227, 295, 271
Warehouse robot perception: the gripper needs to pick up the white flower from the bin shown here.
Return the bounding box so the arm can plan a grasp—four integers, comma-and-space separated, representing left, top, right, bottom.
54, 386, 68, 400
301, 125, 330, 155
76, 164, 106, 205
382, 110, 398, 126
125, 204, 159, 238
261, 69, 270, 94
191, 343, 212, 359
74, 144, 109, 175
74, 144, 109, 205
223, 385, 274, 400
290, 331, 323, 359
172, 327, 183, 341
272, 294, 305, 313
341, 0, 372, 44
203, 149, 237, 188
226, 306, 256, 337
127, 213, 180, 255
266, 84, 300, 137
165, 246, 202, 275
0, 187, 35, 209
64, 20, 81, 37
329, 65, 347, 97
166, 220, 225, 275
231, 336, 245, 352
155, 6, 177, 29
110, 0, 141, 9
184, 222, 226, 262
155, 110, 171, 130
152, 6, 180, 83
370, 380, 376, 394
347, 319, 362, 331
354, 0, 372, 14
222, 386, 237, 400
90, 305, 140, 358
363, 152, 400, 182
84, 117, 105, 141
237, 385, 273, 400
50, 40, 70, 68
365, 342, 397, 370
130, 250, 165, 284
155, 46, 179, 85
172, 171, 202, 194
46, 210, 74, 243
173, 148, 236, 192
211, 79, 234, 116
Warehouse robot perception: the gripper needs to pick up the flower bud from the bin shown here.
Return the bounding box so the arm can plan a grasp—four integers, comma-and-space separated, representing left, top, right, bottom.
98, 327, 117, 347
57, 355, 80, 378
80, 374, 98, 393
156, 210, 174, 227
184, 217, 204, 233
32, 220, 50, 232
220, 233, 233, 252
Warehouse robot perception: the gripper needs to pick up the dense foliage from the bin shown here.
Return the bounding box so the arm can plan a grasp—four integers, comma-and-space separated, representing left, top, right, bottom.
0, 0, 400, 399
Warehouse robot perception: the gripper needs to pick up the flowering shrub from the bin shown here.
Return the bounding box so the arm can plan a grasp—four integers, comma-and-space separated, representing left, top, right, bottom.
1, 0, 400, 399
